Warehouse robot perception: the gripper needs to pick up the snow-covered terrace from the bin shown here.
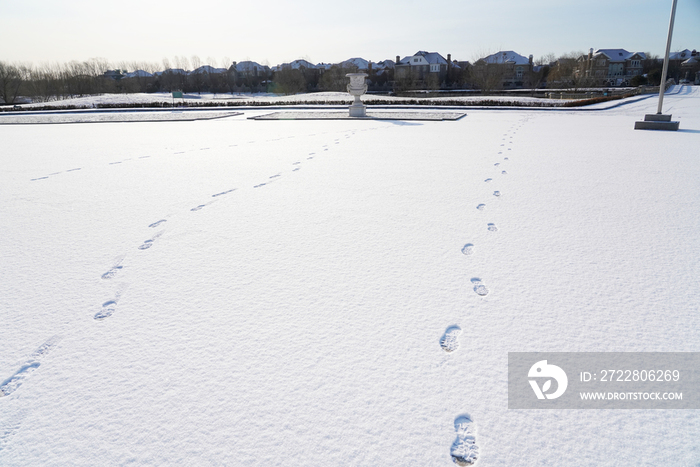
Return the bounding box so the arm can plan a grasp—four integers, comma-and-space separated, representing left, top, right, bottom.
1, 86, 698, 466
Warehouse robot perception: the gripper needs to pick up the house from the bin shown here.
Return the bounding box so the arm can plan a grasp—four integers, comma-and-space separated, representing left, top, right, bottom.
372, 60, 396, 70
231, 61, 271, 89
315, 63, 333, 72
340, 57, 370, 71
670, 49, 699, 83
124, 70, 153, 79
190, 65, 226, 75
154, 68, 187, 76
473, 51, 536, 88
103, 70, 123, 80
394, 51, 452, 84
669, 49, 695, 62
576, 49, 646, 86
234, 61, 270, 76
289, 59, 317, 70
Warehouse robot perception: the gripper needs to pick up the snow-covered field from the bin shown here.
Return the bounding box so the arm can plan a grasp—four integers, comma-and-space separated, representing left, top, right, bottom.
1, 86, 699, 466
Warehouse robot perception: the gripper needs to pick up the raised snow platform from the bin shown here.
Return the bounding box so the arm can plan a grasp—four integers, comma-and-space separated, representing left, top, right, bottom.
0, 110, 242, 125
250, 111, 466, 121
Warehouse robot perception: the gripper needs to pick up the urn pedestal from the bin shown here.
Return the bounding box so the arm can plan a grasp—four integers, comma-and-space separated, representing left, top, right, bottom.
346, 73, 368, 117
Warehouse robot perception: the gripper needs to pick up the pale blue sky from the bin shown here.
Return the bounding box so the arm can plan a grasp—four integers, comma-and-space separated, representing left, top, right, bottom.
1, 0, 698, 68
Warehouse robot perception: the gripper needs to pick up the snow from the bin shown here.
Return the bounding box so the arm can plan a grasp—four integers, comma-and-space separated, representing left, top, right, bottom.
1, 86, 699, 466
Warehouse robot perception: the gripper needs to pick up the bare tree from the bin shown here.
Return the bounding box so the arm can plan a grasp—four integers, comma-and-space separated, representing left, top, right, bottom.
190, 55, 202, 71
536, 53, 556, 67
547, 51, 589, 90
319, 64, 358, 91
0, 61, 27, 104
468, 60, 507, 94
272, 66, 306, 95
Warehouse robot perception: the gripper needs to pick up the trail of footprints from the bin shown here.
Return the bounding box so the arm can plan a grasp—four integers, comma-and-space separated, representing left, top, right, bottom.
441, 117, 527, 463
0, 336, 61, 397
94, 130, 358, 322
28, 127, 374, 183
3, 128, 372, 442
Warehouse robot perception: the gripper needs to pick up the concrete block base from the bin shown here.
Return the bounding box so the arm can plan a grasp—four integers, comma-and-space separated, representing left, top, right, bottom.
643, 113, 672, 122
634, 113, 679, 131
349, 104, 367, 118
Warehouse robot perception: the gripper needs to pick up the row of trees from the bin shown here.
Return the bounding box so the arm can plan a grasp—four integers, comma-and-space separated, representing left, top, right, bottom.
0, 58, 387, 103
0, 52, 689, 104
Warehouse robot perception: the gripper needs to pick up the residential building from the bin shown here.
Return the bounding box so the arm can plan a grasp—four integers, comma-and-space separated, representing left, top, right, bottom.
471, 51, 538, 88
394, 51, 453, 84
576, 49, 646, 86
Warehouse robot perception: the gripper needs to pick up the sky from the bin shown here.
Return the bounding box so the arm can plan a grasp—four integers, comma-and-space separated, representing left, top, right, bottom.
1, 0, 698, 69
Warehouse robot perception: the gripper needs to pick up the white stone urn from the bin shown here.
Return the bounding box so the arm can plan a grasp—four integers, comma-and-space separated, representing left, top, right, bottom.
346, 72, 368, 117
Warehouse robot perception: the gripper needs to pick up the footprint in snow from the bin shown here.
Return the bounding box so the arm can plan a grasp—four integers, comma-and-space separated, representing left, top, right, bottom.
94, 300, 117, 320
269, 174, 281, 179
191, 204, 206, 211
476, 204, 486, 211
0, 363, 41, 397
487, 223, 498, 232
212, 189, 235, 197
471, 278, 489, 296
461, 243, 475, 255
450, 414, 479, 465
149, 219, 167, 228
0, 336, 61, 397
101, 255, 125, 280
138, 231, 163, 250
493, 191, 501, 197
484, 178, 492, 183
440, 325, 462, 353
501, 171, 507, 175
494, 163, 500, 166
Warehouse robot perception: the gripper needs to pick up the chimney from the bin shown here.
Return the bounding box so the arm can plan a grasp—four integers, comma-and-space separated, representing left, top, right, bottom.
529, 54, 533, 66
447, 54, 451, 62
396, 55, 400, 65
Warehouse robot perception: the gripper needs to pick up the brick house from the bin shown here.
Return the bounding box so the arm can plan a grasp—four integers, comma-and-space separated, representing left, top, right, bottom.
394, 51, 454, 85
577, 49, 646, 86
473, 51, 538, 88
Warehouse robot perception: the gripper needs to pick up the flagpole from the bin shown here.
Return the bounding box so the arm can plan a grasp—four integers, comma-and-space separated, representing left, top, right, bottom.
657, 0, 678, 114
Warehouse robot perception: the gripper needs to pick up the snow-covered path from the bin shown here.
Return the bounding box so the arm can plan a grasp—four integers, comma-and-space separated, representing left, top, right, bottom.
1, 87, 699, 465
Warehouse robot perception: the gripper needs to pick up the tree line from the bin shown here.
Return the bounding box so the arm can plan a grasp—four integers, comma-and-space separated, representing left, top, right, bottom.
0, 51, 680, 105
